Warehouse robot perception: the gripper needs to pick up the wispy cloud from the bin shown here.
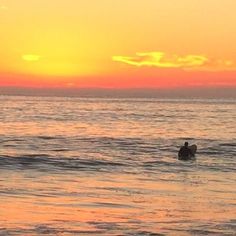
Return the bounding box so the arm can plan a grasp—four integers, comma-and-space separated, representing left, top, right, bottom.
113, 52, 235, 71
22, 54, 41, 62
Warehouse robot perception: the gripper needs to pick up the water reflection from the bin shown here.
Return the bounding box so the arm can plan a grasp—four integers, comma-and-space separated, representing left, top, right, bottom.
0, 97, 235, 235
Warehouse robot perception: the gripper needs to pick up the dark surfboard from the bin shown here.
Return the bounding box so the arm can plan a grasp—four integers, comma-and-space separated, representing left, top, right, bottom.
189, 144, 197, 155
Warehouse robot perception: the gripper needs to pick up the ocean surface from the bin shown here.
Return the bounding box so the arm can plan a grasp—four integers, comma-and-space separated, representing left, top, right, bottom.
0, 96, 235, 236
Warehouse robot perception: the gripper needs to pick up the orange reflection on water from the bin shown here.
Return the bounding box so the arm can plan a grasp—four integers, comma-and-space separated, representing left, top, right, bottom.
0, 170, 235, 234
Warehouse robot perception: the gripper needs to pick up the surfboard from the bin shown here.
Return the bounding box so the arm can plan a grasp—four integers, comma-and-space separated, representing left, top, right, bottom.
189, 144, 197, 155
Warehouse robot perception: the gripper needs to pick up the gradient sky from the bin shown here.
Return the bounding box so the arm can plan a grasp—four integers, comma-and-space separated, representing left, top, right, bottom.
0, 0, 236, 88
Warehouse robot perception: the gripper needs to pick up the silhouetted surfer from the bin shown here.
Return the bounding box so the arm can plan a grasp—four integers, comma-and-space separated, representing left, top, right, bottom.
178, 142, 197, 160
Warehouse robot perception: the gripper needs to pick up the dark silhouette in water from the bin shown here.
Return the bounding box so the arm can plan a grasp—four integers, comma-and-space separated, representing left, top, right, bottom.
178, 142, 197, 160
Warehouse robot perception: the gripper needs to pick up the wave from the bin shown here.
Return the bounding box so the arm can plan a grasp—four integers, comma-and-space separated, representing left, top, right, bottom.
0, 154, 126, 173
0, 135, 235, 175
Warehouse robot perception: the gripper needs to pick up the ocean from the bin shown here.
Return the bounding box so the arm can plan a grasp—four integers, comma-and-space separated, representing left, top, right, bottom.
0, 96, 235, 235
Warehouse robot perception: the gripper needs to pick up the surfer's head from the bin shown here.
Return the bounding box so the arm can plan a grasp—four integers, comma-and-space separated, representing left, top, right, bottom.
184, 142, 188, 147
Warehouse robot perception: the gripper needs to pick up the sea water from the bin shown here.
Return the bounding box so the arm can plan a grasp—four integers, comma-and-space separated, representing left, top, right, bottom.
0, 96, 235, 235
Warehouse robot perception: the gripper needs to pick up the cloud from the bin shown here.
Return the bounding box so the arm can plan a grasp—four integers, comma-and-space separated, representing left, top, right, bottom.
113, 52, 235, 71
22, 54, 41, 62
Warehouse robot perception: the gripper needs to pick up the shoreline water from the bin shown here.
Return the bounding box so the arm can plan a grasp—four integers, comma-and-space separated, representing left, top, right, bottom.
0, 96, 235, 235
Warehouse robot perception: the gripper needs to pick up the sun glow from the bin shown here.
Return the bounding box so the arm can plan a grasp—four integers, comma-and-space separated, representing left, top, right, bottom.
0, 0, 236, 88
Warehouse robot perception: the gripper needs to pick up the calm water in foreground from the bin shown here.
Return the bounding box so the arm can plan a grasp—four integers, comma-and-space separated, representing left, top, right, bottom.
0, 96, 235, 235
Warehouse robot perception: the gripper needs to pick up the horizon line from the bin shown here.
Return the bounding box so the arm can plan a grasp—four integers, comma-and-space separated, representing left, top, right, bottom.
0, 86, 235, 99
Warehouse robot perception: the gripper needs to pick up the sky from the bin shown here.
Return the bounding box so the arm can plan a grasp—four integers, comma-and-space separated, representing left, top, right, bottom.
0, 0, 236, 88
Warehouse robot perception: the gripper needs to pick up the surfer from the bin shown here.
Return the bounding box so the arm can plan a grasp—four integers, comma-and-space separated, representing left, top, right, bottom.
178, 141, 195, 160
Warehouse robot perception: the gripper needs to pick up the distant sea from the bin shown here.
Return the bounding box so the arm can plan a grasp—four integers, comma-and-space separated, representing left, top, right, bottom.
0, 95, 235, 235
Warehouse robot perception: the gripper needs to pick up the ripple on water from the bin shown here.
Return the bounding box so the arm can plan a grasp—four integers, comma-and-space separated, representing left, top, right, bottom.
0, 97, 235, 235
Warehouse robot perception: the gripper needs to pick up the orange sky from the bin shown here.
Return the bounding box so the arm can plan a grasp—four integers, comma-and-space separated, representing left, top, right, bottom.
0, 0, 236, 88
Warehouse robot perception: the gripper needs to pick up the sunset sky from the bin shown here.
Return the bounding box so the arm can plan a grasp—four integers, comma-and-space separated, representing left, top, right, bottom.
0, 0, 236, 88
